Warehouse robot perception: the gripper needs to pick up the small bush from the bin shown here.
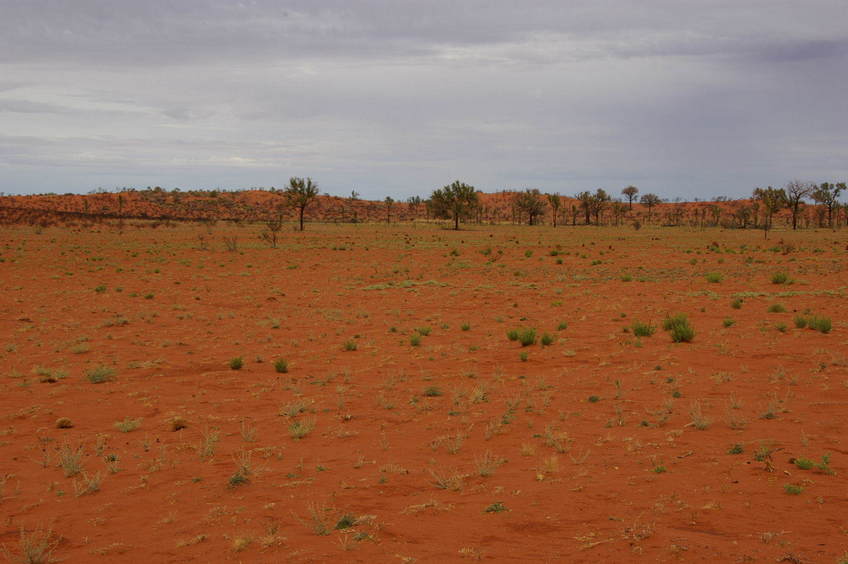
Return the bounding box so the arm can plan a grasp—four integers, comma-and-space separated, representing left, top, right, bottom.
410, 334, 421, 347
772, 271, 790, 284
723, 318, 735, 328
274, 359, 288, 373
730, 298, 743, 310
506, 329, 519, 341
631, 322, 655, 337
793, 315, 807, 329
343, 340, 357, 351
86, 365, 115, 384
556, 321, 568, 331
484, 501, 508, 513
55, 417, 73, 429
517, 328, 537, 347
416, 326, 432, 336
767, 303, 786, 313
228, 471, 249, 488
424, 386, 443, 397
461, 323, 471, 331
540, 333, 554, 346
335, 514, 357, 530
705, 272, 723, 283
784, 484, 803, 495
808, 316, 831, 334
114, 418, 141, 433
229, 356, 243, 370
289, 417, 316, 439
663, 314, 694, 343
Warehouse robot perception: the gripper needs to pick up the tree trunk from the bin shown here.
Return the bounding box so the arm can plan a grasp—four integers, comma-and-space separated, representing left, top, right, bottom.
299, 206, 305, 231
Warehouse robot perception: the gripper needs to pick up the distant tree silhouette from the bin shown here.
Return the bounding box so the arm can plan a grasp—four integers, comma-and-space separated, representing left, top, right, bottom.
576, 191, 593, 224
639, 193, 662, 224
546, 193, 561, 227
753, 186, 786, 239
430, 180, 479, 230
785, 180, 813, 230
284, 177, 319, 231
384, 196, 394, 224
514, 189, 545, 225
812, 182, 844, 228
621, 186, 639, 209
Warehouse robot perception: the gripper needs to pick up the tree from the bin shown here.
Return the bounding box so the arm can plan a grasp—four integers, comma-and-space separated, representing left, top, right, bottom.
576, 191, 593, 224
590, 189, 610, 225
784, 180, 813, 230
260, 207, 285, 248
514, 189, 545, 225
546, 193, 561, 227
621, 185, 639, 209
639, 193, 662, 223
812, 182, 844, 228
284, 176, 319, 231
611, 200, 627, 226
753, 186, 786, 239
429, 180, 479, 230
384, 196, 394, 224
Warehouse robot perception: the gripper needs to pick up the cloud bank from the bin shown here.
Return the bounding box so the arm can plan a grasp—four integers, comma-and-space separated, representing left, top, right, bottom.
1, 0, 846, 199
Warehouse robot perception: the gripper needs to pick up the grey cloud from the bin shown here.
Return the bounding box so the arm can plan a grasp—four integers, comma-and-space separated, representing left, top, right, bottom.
0, 1, 846, 197
0, 99, 73, 114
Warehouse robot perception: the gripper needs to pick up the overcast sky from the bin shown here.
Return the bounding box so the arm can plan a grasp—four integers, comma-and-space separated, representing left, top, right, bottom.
1, 1, 846, 200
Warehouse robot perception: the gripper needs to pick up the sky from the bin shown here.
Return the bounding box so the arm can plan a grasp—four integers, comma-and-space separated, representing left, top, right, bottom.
1, 1, 847, 200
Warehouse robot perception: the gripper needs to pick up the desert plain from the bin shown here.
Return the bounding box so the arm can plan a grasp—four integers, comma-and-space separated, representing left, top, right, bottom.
1, 217, 846, 563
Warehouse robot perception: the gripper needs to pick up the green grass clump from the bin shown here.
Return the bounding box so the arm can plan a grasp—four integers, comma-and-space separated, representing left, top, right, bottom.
631, 322, 655, 337
410, 334, 422, 347
86, 365, 115, 384
727, 443, 744, 454
228, 471, 249, 488
423, 386, 443, 397
784, 484, 803, 495
343, 340, 358, 351
484, 501, 508, 513
767, 303, 786, 313
461, 323, 471, 331
793, 315, 807, 329
289, 417, 316, 439
540, 333, 554, 346
723, 318, 735, 328
807, 316, 831, 334
114, 417, 141, 433
705, 272, 723, 283
229, 356, 243, 370
794, 453, 834, 474
771, 271, 790, 284
556, 321, 568, 331
517, 328, 537, 347
274, 359, 288, 373
416, 326, 432, 336
506, 329, 519, 341
731, 298, 743, 309
662, 314, 694, 343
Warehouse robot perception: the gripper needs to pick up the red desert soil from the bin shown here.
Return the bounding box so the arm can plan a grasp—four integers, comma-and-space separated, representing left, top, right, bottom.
0, 220, 846, 563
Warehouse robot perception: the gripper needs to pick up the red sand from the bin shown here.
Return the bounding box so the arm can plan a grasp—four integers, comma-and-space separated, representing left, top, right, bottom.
1, 219, 846, 562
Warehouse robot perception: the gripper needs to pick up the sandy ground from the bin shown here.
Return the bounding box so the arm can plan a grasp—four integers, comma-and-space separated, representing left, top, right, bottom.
1, 221, 846, 563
